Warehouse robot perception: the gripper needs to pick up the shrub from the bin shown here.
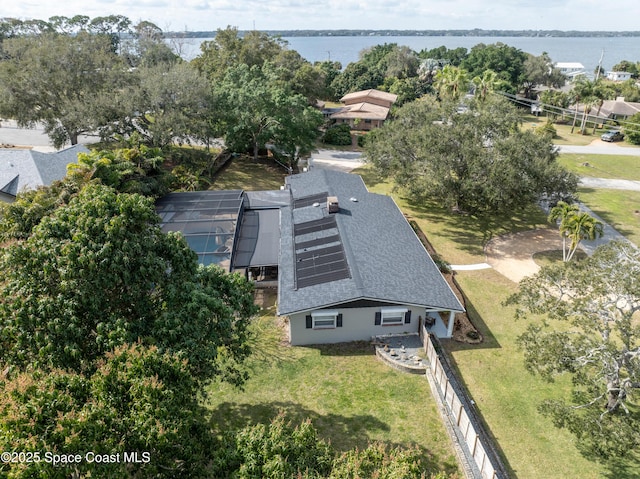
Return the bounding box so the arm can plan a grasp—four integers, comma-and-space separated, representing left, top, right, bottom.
624, 112, 640, 145
535, 121, 557, 138
323, 124, 353, 146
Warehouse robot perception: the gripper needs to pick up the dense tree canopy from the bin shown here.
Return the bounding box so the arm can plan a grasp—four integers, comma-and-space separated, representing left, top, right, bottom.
0, 183, 257, 384
0, 32, 129, 147
0, 344, 214, 478
507, 240, 640, 461
521, 52, 565, 99
0, 143, 172, 242
365, 94, 577, 215
214, 63, 322, 162
461, 43, 527, 93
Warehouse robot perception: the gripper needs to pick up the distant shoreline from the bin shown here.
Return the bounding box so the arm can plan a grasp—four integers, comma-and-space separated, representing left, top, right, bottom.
164, 29, 640, 39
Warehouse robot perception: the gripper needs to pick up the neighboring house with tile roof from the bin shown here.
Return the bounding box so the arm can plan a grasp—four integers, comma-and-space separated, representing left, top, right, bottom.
0, 145, 89, 202
330, 89, 398, 130
277, 169, 464, 345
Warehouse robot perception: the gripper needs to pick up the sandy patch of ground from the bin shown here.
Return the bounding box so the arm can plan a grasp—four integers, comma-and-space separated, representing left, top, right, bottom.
484, 228, 562, 283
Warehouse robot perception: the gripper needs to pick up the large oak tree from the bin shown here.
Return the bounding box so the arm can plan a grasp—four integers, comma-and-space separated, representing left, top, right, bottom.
0, 32, 129, 148
507, 240, 640, 460
365, 94, 577, 215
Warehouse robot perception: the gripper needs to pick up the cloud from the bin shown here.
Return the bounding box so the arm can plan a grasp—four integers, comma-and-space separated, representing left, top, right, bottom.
4, 0, 640, 31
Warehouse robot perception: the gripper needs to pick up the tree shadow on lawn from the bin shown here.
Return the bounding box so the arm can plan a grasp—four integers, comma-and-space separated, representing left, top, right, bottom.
602, 450, 640, 479
402, 196, 548, 260
208, 401, 457, 476
302, 340, 378, 357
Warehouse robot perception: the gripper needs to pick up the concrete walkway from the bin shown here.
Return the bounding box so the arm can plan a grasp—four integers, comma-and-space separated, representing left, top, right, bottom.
309, 149, 364, 172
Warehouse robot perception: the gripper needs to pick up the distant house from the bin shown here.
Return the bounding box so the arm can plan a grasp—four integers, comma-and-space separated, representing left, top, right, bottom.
330, 89, 398, 130
606, 71, 633, 82
555, 62, 585, 80
589, 97, 640, 123
277, 169, 464, 345
0, 145, 89, 203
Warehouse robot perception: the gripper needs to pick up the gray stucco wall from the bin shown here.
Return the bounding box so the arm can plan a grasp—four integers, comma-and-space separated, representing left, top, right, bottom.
287, 305, 424, 346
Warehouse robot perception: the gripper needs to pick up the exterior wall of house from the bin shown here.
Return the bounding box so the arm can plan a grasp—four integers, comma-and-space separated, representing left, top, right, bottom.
607, 71, 632, 82
0, 193, 14, 203
334, 118, 383, 130
287, 305, 425, 345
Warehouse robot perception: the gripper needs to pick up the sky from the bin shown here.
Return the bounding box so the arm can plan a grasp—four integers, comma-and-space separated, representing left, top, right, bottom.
4, 0, 640, 33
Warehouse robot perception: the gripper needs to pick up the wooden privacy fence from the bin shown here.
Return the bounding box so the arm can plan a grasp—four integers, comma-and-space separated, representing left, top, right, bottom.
421, 324, 507, 479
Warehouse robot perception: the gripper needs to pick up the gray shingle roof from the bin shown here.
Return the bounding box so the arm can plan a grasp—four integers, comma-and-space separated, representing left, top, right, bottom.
0, 145, 88, 198
277, 169, 464, 315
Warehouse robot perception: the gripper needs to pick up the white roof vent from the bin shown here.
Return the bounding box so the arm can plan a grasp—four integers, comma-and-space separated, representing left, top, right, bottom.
350, 197, 358, 202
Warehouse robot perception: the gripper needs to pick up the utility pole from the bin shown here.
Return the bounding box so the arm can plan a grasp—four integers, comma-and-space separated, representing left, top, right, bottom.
595, 48, 604, 81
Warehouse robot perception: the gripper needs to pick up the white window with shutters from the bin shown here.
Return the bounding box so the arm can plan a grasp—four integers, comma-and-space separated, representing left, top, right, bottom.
311, 310, 340, 329
379, 307, 409, 326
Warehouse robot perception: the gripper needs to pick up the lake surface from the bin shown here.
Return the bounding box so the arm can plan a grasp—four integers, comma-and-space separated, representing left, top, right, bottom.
178, 35, 640, 74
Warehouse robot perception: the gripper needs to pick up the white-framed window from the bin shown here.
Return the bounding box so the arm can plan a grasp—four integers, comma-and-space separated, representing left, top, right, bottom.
380, 307, 408, 326
310, 310, 340, 329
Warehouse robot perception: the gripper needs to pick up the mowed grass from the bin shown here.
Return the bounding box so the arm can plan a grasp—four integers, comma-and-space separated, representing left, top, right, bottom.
352, 166, 640, 477
521, 115, 600, 146
207, 156, 640, 477
351, 166, 549, 265
206, 314, 460, 476
444, 270, 625, 479
559, 153, 640, 181
577, 187, 640, 246
210, 155, 288, 191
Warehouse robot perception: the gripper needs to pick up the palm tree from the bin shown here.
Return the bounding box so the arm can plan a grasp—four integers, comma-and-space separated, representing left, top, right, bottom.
570, 78, 613, 134
564, 212, 604, 261
472, 69, 499, 102
548, 201, 579, 261
434, 65, 470, 101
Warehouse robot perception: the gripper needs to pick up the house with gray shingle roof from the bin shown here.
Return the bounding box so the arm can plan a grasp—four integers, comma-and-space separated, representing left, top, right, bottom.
277, 169, 464, 345
155, 168, 464, 345
0, 145, 89, 202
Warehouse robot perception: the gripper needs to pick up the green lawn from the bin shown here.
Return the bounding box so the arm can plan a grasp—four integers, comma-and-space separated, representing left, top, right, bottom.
522, 114, 600, 146
206, 314, 459, 477
210, 155, 288, 191
205, 157, 640, 478
444, 270, 627, 479
352, 166, 549, 265
559, 153, 640, 181
577, 187, 640, 246
352, 167, 640, 478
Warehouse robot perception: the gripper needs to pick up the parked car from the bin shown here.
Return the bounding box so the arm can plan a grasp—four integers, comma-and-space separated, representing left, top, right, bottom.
601, 130, 624, 142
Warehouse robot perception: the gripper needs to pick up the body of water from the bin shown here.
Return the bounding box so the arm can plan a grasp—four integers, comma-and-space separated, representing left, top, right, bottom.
177, 35, 640, 75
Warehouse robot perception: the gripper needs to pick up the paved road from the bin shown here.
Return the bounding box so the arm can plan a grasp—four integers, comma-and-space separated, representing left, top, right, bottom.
557, 140, 640, 156
0, 119, 95, 152
309, 149, 364, 172
579, 177, 640, 191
